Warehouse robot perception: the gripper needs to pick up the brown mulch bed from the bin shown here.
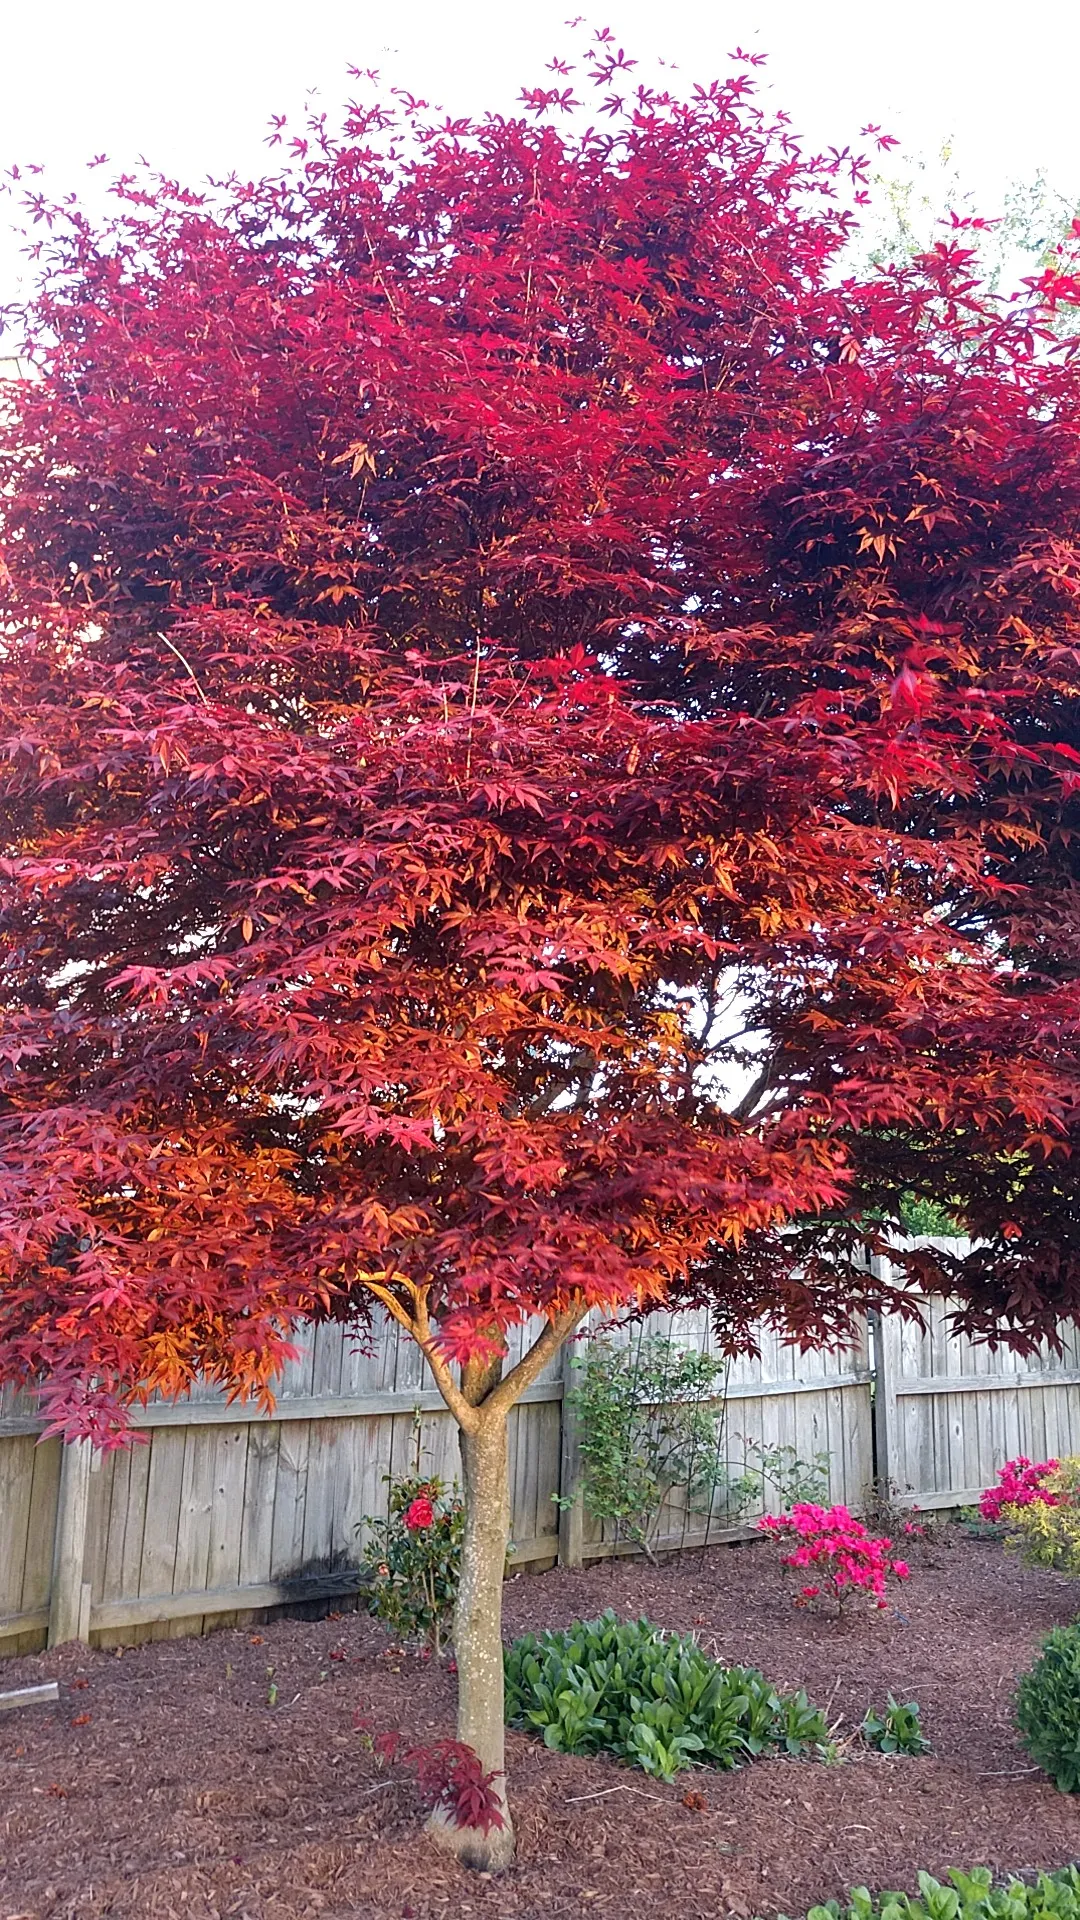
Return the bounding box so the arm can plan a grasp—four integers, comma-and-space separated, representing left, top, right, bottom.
2, 1531, 1080, 1919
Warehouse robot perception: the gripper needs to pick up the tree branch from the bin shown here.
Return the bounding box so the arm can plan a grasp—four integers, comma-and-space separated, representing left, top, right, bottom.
412, 1288, 482, 1433
481, 1305, 588, 1422
728, 1052, 781, 1123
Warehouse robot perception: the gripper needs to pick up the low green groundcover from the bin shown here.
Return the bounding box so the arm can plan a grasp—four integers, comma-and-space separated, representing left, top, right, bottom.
503, 1608, 831, 1783
779, 1868, 1080, 1920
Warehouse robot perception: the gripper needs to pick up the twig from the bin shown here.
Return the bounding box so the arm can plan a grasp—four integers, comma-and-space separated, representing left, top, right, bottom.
565, 1783, 666, 1804
160, 634, 209, 705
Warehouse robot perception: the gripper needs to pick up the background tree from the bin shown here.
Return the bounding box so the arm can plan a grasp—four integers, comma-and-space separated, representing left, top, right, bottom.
3, 35, 1080, 1866
851, 138, 1080, 336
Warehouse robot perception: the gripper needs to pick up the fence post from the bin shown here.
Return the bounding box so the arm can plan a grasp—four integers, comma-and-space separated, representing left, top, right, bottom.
557, 1336, 584, 1568
869, 1254, 897, 1502
48, 1439, 93, 1648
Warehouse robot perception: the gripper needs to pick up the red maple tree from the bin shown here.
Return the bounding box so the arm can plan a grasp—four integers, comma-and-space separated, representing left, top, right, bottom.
3, 38, 1080, 1862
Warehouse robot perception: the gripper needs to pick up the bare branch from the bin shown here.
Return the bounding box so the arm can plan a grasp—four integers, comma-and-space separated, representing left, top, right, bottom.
413, 1288, 481, 1432
727, 1052, 780, 1123
482, 1305, 588, 1421
160, 634, 209, 705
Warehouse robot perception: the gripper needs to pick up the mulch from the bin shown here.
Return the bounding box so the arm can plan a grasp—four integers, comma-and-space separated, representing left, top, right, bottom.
2, 1530, 1080, 1920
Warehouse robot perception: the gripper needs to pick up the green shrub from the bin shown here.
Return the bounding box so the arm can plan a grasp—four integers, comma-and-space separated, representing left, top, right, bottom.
564, 1336, 734, 1555
788, 1866, 1080, 1920
504, 1608, 831, 1783
1016, 1623, 1080, 1791
860, 1695, 930, 1755
564, 1334, 829, 1556
727, 1439, 831, 1518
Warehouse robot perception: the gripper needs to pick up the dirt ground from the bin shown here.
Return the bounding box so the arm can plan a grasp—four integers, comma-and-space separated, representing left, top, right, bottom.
2, 1531, 1080, 1920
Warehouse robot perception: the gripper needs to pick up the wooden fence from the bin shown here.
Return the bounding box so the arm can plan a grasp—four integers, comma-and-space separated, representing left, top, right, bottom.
2, 1246, 1080, 1657
0, 1304, 872, 1655
873, 1243, 1080, 1512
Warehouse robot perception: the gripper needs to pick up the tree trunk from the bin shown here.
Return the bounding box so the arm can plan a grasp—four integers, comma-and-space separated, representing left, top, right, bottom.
426, 1404, 515, 1870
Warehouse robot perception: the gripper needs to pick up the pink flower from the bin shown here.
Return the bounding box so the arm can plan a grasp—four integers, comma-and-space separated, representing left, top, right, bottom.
757, 1502, 909, 1610
979, 1457, 1059, 1524
404, 1495, 435, 1531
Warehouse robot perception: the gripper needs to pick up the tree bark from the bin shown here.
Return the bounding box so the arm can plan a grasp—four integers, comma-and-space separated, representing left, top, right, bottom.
426, 1402, 515, 1868
420, 1311, 584, 1868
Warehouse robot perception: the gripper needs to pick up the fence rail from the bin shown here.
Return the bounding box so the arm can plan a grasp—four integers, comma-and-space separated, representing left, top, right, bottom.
2, 1241, 1079, 1656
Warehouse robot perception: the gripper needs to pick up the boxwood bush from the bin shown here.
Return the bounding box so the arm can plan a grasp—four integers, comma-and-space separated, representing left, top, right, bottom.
503, 1609, 831, 1783
1016, 1622, 1080, 1791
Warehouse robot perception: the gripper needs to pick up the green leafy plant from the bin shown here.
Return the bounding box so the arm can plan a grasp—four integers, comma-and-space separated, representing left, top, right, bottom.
860, 1694, 930, 1755
1003, 1458, 1080, 1575
796, 1865, 1080, 1920
358, 1474, 464, 1655
727, 1439, 831, 1517
896, 1194, 964, 1237
504, 1609, 831, 1784
565, 1335, 734, 1556
1016, 1623, 1080, 1791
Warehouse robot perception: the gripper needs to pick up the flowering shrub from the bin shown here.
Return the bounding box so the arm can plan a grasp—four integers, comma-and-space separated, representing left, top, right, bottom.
979, 1457, 1060, 1525
759, 1502, 910, 1612
1002, 1458, 1080, 1576
358, 1474, 464, 1655
357, 1717, 506, 1834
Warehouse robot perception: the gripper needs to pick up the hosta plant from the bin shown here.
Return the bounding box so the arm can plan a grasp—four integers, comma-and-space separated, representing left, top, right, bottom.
801, 1866, 1080, 1920
504, 1609, 831, 1783
759, 1504, 910, 1612
860, 1694, 930, 1755
359, 1475, 465, 1656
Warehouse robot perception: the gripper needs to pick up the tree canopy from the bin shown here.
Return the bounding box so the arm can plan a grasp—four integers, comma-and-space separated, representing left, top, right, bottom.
2, 40, 1080, 1446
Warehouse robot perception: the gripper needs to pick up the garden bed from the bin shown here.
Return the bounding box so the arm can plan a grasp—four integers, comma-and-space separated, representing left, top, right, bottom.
2, 1531, 1080, 1919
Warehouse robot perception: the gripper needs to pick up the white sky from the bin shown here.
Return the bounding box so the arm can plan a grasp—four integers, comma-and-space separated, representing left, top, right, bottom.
1, 0, 1077, 322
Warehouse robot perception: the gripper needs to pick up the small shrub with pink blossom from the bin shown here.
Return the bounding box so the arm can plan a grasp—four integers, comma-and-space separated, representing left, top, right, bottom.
759, 1502, 910, 1612
979, 1456, 1060, 1526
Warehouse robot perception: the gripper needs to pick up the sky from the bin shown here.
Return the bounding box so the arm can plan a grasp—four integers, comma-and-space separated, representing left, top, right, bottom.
1, 0, 1078, 322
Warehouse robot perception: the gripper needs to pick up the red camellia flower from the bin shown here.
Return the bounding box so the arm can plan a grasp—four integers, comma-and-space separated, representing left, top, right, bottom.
404, 1495, 435, 1532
